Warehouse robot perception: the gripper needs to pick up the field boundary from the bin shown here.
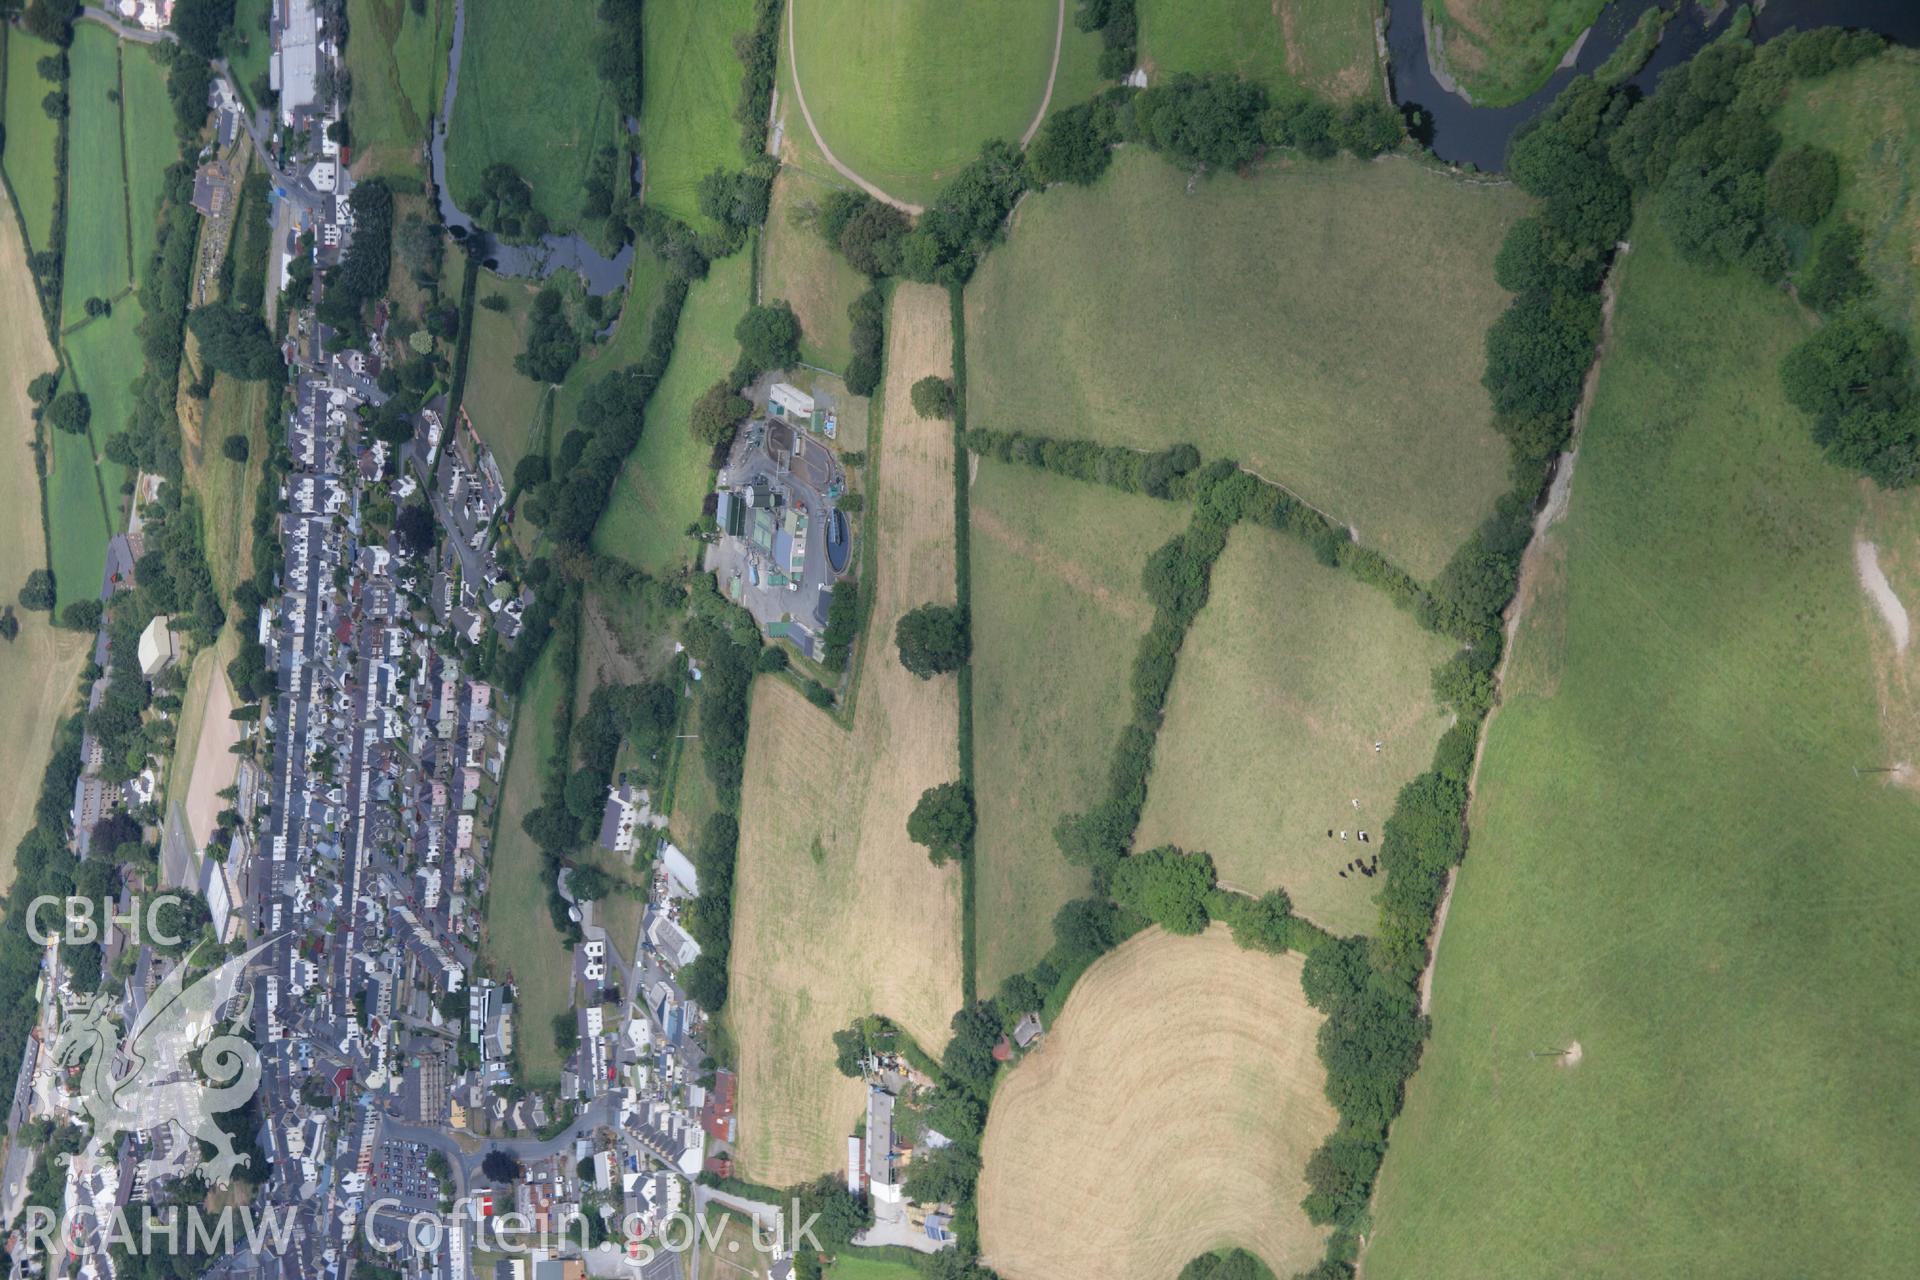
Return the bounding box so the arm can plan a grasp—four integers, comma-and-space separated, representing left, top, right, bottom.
949, 283, 977, 1003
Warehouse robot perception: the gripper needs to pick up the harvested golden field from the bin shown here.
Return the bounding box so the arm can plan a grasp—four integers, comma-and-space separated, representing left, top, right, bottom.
179, 644, 244, 849
0, 204, 88, 893
979, 925, 1335, 1280
1135, 525, 1455, 936
729, 284, 964, 1185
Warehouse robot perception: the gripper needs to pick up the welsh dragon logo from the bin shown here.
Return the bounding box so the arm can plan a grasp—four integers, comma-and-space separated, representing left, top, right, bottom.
41, 937, 274, 1187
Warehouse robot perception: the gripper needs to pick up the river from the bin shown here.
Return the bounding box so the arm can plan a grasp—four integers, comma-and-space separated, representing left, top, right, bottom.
1386, 0, 1920, 171
427, 0, 633, 294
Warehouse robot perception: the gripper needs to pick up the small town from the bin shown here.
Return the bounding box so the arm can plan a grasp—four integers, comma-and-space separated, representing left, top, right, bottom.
6, 2, 1917, 1280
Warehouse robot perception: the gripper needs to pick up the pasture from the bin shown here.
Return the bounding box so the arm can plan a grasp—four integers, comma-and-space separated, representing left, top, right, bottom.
483, 642, 577, 1088
445, 0, 620, 230
593, 250, 751, 576
968, 457, 1188, 989
964, 150, 1524, 580
759, 166, 867, 371
1136, 0, 1379, 100
56, 302, 147, 608
789, 0, 1059, 207
825, 1257, 919, 1280
190, 372, 271, 598
3, 26, 61, 251
1365, 225, 1920, 1276
463, 275, 547, 474
1428, 0, 1605, 105
226, 0, 274, 112
1134, 524, 1454, 937
729, 284, 964, 1186
1776, 50, 1920, 332
0, 208, 89, 894
64, 301, 141, 518
636, 0, 753, 228
666, 694, 718, 847
120, 42, 175, 283
345, 0, 454, 178
61, 24, 132, 326
978, 925, 1334, 1280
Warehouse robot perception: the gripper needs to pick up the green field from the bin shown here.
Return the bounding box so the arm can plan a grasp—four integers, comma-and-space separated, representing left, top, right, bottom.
445, 0, 620, 231
53, 302, 146, 610
60, 24, 132, 325
790, 0, 1059, 207
761, 166, 867, 370
463, 275, 548, 474
593, 250, 750, 576
969, 458, 1188, 989
3, 25, 61, 251
64, 300, 140, 505
1134, 524, 1454, 937
193, 374, 271, 597
484, 642, 576, 1088
345, 0, 455, 178
1429, 0, 1606, 106
965, 150, 1525, 580
44, 416, 111, 615
120, 42, 177, 284
550, 247, 668, 462
226, 0, 275, 112
1776, 50, 1920, 332
1136, 0, 1380, 100
637, 0, 753, 228
825, 1256, 920, 1280
1366, 223, 1920, 1275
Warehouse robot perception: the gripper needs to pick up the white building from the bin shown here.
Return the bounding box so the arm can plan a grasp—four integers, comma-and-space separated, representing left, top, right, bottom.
138, 615, 179, 677
768, 382, 814, 422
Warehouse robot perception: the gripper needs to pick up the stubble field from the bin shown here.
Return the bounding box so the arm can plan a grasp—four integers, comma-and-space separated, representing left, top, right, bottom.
978, 925, 1334, 1280
728, 283, 964, 1185
0, 208, 89, 892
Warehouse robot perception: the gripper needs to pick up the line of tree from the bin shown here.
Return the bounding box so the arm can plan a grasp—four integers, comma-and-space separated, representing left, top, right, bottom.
1053, 461, 1244, 874
593, 0, 644, 118
1075, 0, 1137, 80
15, 28, 71, 335
678, 813, 736, 1012
733, 0, 784, 160
844, 285, 885, 395
820, 575, 860, 672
